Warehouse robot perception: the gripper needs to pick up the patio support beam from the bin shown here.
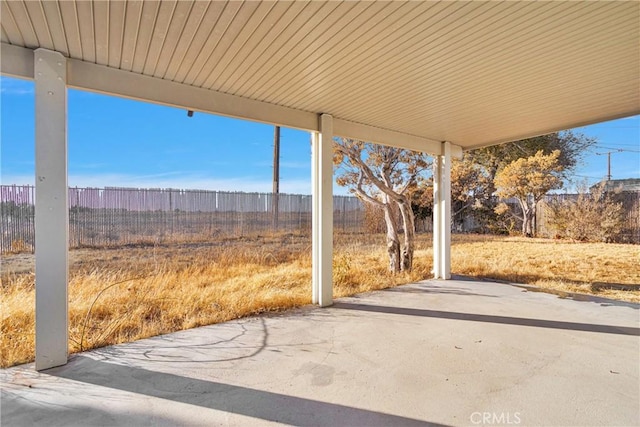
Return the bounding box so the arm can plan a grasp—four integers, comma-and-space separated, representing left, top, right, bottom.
433, 141, 452, 280
311, 114, 334, 307
1, 43, 461, 158
34, 48, 69, 370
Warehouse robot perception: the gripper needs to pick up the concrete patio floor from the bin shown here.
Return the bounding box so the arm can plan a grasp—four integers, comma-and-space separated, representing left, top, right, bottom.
2, 277, 639, 427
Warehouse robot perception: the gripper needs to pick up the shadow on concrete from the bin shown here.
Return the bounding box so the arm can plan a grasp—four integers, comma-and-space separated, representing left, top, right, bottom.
47, 356, 446, 427
1, 389, 193, 427
332, 302, 640, 336
383, 285, 498, 298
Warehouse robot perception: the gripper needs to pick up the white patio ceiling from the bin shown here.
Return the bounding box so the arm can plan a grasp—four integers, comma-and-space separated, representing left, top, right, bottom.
2, 0, 639, 152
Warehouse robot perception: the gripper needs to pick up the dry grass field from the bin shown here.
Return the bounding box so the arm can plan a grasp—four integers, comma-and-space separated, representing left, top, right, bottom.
2, 233, 638, 368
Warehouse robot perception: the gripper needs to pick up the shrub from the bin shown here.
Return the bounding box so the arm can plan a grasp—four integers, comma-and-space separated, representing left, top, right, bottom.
545, 182, 625, 242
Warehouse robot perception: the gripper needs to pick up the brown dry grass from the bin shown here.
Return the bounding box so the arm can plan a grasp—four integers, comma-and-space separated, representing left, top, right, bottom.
1, 233, 430, 368
451, 234, 640, 302
1, 232, 638, 368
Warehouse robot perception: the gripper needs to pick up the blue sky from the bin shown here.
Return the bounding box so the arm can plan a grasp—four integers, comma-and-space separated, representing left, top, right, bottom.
1, 75, 639, 195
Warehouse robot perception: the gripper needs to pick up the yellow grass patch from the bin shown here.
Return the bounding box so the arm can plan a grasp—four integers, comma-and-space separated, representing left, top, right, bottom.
1, 233, 638, 368
451, 235, 640, 301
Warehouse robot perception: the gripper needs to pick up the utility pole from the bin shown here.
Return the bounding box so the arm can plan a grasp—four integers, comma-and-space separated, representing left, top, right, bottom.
595, 149, 623, 181
272, 126, 280, 230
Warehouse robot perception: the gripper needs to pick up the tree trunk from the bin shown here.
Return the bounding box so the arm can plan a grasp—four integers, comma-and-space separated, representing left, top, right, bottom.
383, 200, 401, 273
532, 202, 537, 237
398, 199, 415, 272
522, 206, 534, 237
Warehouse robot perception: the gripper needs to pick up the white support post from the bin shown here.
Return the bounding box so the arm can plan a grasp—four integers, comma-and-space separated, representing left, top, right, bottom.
311, 131, 319, 304
440, 141, 452, 279
432, 142, 452, 280
34, 48, 69, 370
311, 114, 334, 307
432, 156, 442, 279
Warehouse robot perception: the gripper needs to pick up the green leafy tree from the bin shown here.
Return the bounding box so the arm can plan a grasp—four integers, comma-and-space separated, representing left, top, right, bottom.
494, 150, 564, 236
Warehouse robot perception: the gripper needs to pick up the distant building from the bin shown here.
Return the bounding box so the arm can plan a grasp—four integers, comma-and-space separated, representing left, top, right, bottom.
593, 178, 640, 192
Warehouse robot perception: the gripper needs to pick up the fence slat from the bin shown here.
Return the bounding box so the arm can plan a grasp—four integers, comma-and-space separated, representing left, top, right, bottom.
0, 185, 367, 251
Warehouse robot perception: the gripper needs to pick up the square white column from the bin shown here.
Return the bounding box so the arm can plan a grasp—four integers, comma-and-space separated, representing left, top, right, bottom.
432, 156, 442, 279
433, 141, 452, 280
34, 48, 69, 370
440, 141, 452, 279
311, 114, 333, 307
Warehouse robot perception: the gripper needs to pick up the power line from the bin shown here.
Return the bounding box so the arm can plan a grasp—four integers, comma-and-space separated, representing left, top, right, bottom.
593, 145, 640, 152
571, 174, 602, 180
594, 150, 631, 181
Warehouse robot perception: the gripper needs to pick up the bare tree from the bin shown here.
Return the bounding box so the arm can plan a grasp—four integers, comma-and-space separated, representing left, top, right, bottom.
334, 138, 430, 272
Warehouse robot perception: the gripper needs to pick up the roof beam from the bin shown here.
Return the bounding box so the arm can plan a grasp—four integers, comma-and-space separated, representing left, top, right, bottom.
333, 118, 461, 157
1, 43, 34, 79
68, 57, 319, 133
1, 43, 455, 156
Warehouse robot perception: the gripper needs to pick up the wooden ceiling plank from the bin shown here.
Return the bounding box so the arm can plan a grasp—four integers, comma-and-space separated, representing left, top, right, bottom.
92, 1, 109, 64
182, 1, 244, 86
339, 2, 616, 122
326, 1, 553, 115
232, 1, 343, 97
260, 1, 387, 102
0, 1, 25, 46
172, 0, 228, 83
75, 0, 96, 62
219, 1, 322, 93
131, 0, 161, 73
278, 1, 416, 107
152, 1, 192, 77
57, 0, 83, 59
162, 1, 210, 80
142, 0, 176, 76
1, 27, 9, 44
23, 0, 54, 49
218, 1, 307, 93
295, 1, 488, 111
374, 17, 637, 127
203, 1, 281, 90
5, 1, 39, 47
190, 1, 267, 88
119, 0, 144, 71
106, 0, 125, 68
39, 1, 68, 56
242, 1, 373, 101
213, 1, 298, 93
355, 3, 605, 116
